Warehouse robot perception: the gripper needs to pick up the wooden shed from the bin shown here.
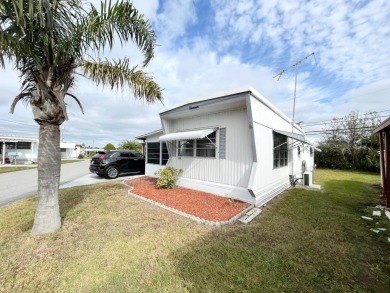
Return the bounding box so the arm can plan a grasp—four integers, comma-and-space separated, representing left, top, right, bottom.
373, 117, 390, 208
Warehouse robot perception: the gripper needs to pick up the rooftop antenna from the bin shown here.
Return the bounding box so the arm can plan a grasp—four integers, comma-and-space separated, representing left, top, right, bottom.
274, 52, 315, 179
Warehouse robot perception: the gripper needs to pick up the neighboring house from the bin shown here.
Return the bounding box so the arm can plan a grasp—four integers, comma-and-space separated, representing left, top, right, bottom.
60, 143, 83, 159
0, 134, 39, 164
0, 134, 82, 163
136, 87, 317, 206
373, 117, 390, 208
84, 148, 105, 156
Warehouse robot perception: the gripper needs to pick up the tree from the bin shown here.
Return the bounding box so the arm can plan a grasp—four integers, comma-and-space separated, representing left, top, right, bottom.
103, 143, 116, 150
1, 0, 163, 235
315, 111, 380, 171
117, 139, 142, 152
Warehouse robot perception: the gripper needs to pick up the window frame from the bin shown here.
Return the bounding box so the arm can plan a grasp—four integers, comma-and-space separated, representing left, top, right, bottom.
147, 141, 169, 165
177, 130, 218, 158
147, 142, 161, 164
273, 132, 288, 169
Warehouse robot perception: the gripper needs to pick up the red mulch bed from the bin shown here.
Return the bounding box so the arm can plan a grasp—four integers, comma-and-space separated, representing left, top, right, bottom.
123, 176, 251, 222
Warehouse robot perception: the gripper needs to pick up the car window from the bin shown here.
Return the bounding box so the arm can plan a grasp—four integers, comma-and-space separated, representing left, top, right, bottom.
120, 153, 130, 158
107, 152, 119, 158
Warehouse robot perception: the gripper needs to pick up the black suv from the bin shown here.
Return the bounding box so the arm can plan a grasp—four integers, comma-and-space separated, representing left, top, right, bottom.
89, 150, 145, 179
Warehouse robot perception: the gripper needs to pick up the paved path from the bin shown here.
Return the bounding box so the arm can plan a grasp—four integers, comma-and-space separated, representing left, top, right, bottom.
0, 160, 136, 207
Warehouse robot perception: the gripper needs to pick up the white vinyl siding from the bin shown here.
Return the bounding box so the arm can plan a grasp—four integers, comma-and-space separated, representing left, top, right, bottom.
166, 107, 252, 188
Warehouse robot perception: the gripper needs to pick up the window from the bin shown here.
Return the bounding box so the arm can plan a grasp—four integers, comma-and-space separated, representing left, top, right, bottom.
178, 140, 194, 156
147, 142, 160, 164
196, 131, 216, 157
147, 142, 169, 165
17, 142, 31, 149
273, 132, 288, 168
178, 131, 217, 158
162, 142, 169, 165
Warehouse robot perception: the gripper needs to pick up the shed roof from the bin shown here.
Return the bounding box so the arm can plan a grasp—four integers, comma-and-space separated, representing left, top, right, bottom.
373, 117, 390, 133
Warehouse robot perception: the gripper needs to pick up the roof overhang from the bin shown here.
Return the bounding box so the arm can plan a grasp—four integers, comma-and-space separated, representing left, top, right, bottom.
159, 128, 216, 141
373, 117, 390, 133
135, 129, 163, 140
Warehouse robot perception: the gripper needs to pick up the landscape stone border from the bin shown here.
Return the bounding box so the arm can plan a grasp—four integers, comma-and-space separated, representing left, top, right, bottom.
122, 179, 254, 226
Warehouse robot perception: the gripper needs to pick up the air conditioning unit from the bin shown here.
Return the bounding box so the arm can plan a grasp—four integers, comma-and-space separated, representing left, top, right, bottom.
304, 171, 312, 186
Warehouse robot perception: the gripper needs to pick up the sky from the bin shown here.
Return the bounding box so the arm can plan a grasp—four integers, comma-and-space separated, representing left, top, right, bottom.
1, 0, 389, 147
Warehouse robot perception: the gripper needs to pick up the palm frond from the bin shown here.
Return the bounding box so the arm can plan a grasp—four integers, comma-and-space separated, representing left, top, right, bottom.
82, 58, 163, 103
83, 0, 157, 66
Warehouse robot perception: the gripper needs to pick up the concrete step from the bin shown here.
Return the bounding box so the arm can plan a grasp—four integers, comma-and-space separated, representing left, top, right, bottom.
238, 207, 262, 224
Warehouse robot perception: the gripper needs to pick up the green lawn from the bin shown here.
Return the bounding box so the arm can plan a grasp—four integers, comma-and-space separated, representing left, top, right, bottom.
0, 169, 389, 292
0, 166, 36, 173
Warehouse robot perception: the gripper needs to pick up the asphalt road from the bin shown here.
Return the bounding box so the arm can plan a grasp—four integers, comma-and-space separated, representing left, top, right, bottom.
0, 160, 138, 207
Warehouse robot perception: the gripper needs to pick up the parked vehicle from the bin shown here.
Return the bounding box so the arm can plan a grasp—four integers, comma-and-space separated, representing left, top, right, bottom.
89, 150, 145, 179
1, 157, 10, 164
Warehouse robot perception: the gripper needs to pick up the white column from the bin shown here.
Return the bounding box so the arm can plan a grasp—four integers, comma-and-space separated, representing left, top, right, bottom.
31, 142, 34, 163
2, 141, 5, 164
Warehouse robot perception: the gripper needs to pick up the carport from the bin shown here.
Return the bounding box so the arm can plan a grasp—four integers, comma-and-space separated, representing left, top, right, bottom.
373, 117, 390, 208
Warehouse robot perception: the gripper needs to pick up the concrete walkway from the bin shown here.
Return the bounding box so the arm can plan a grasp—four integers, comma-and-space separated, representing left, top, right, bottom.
0, 160, 138, 207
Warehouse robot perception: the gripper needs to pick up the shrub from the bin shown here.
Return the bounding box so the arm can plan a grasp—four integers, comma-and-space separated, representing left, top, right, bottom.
155, 167, 182, 189
78, 154, 84, 159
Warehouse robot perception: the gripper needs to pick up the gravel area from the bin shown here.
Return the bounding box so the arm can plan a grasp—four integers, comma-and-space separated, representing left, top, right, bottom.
123, 176, 251, 222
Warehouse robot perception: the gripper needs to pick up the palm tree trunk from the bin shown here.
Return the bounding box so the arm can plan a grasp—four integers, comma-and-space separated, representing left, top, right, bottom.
31, 123, 61, 235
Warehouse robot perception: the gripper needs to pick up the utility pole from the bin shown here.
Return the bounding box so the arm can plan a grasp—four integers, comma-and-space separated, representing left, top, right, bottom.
274, 52, 315, 179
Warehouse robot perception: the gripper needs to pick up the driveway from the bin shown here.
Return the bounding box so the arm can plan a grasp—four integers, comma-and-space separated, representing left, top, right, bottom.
0, 160, 140, 207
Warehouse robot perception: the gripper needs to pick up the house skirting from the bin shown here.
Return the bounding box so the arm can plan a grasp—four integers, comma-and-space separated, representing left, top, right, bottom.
251, 179, 291, 207
176, 177, 255, 204
176, 176, 291, 207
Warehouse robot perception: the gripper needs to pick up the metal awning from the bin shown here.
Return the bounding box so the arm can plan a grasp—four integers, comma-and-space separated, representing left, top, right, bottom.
273, 129, 321, 152
159, 128, 216, 141
273, 129, 313, 145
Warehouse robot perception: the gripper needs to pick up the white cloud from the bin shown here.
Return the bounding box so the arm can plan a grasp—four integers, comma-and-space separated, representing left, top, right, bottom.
154, 0, 197, 46
1, 0, 389, 148
211, 0, 390, 85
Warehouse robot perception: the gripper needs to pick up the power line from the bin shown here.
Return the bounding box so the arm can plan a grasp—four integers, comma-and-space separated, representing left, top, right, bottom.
301, 111, 390, 127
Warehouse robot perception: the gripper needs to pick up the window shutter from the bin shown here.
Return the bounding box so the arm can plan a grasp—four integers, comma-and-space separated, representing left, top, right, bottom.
171, 141, 176, 157
219, 128, 226, 159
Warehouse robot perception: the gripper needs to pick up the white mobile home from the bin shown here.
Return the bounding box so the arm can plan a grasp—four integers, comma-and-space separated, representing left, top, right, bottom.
137, 87, 317, 206
60, 143, 83, 159
1, 134, 82, 163
0, 135, 39, 163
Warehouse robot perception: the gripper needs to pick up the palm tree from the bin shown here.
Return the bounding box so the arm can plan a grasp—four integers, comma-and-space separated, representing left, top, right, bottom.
118, 139, 142, 152
0, 0, 163, 235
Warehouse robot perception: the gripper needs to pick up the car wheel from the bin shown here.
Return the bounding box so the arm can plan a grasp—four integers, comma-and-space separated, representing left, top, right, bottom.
105, 166, 119, 179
